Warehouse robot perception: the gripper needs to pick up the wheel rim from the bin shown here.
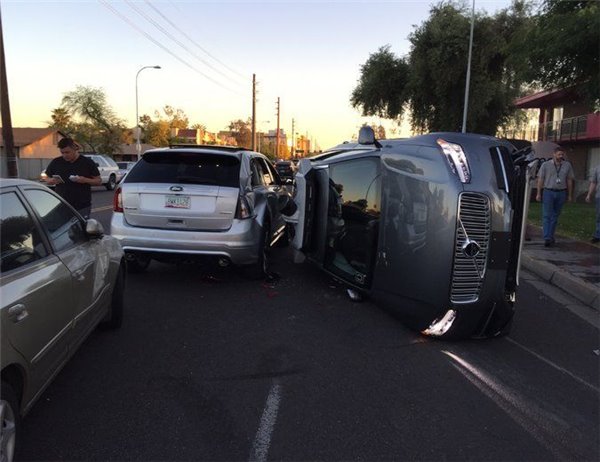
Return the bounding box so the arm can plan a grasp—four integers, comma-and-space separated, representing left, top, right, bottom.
109, 176, 116, 189
0, 399, 16, 462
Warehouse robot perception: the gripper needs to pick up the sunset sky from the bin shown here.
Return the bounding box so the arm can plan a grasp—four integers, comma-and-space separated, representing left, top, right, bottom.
3, 0, 514, 151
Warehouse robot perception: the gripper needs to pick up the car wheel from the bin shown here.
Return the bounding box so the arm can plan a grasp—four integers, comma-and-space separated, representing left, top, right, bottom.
105, 175, 116, 191
100, 264, 125, 329
0, 381, 20, 462
244, 221, 270, 279
126, 254, 151, 274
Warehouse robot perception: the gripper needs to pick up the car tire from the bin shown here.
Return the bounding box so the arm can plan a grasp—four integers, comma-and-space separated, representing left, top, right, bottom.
1, 381, 20, 462
100, 265, 125, 329
244, 221, 270, 279
105, 175, 116, 191
126, 254, 151, 274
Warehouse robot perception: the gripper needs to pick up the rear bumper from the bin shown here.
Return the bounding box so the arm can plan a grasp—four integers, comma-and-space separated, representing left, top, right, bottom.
110, 213, 260, 265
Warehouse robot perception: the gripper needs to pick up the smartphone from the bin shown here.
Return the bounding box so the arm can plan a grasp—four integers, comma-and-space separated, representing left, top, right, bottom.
52, 175, 64, 184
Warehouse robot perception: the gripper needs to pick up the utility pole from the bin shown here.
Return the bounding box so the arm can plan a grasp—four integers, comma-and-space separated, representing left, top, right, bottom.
275, 97, 280, 159
291, 118, 295, 159
462, 0, 475, 133
0, 7, 18, 178
251, 74, 256, 150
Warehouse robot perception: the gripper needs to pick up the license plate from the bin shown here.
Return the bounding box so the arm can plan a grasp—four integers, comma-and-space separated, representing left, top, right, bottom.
165, 195, 191, 209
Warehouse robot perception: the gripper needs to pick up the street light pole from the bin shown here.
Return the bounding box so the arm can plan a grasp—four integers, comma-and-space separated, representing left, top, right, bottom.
136, 65, 161, 159
462, 0, 475, 134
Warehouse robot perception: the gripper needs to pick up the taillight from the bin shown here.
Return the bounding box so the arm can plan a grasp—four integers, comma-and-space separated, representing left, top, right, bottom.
235, 195, 252, 219
113, 187, 123, 212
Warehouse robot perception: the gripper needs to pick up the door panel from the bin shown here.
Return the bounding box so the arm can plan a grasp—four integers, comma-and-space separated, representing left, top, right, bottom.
1, 191, 74, 391
23, 189, 107, 348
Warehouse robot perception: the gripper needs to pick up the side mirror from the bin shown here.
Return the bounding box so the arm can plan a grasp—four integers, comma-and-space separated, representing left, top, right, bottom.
85, 218, 105, 238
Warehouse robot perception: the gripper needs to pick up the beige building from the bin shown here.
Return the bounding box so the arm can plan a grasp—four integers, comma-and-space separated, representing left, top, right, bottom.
0, 128, 66, 179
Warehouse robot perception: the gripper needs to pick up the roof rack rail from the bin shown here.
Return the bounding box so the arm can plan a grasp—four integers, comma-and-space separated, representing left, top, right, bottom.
168, 144, 248, 152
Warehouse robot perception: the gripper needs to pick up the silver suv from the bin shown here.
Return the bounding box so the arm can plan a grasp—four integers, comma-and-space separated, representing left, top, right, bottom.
110, 146, 293, 276
84, 154, 122, 190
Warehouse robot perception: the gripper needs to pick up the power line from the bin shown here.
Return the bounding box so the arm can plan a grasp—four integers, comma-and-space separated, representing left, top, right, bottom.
98, 0, 242, 96
144, 0, 247, 82
126, 0, 244, 88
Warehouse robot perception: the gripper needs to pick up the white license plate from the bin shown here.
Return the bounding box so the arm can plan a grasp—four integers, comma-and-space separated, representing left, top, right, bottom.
165, 195, 191, 209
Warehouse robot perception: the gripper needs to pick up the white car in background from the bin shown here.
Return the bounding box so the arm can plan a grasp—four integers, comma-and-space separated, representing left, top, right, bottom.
39, 154, 123, 190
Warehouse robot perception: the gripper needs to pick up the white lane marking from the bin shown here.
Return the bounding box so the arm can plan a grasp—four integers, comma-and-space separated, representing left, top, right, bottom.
506, 338, 599, 393
91, 205, 113, 213
442, 350, 576, 461
249, 382, 282, 462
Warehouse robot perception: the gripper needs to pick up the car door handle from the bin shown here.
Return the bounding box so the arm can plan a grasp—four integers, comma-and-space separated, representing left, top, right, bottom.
8, 304, 28, 323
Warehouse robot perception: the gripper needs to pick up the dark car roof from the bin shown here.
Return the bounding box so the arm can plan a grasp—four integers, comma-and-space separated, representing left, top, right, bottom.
312, 133, 515, 165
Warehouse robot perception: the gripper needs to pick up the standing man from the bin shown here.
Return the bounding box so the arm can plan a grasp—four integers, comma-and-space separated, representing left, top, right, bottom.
585, 164, 600, 244
43, 138, 101, 219
536, 146, 574, 247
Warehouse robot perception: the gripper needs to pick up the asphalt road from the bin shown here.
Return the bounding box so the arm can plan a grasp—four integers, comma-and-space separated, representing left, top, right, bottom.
16, 188, 600, 461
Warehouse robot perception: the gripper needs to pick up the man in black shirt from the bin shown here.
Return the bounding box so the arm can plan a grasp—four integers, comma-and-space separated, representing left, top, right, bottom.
44, 138, 101, 218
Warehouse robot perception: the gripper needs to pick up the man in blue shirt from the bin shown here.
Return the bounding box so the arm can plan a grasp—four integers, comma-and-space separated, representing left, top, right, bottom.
535, 146, 574, 247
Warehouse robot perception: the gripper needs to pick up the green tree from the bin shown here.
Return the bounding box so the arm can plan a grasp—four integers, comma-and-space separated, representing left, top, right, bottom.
228, 119, 252, 148
351, 1, 532, 134
510, 0, 600, 104
48, 107, 72, 132
50, 86, 127, 154
139, 106, 191, 147
350, 45, 410, 120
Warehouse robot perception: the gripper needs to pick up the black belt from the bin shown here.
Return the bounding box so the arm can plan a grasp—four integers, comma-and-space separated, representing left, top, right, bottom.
545, 188, 566, 192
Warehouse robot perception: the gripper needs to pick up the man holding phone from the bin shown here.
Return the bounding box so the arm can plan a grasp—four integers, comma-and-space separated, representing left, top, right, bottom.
44, 138, 102, 219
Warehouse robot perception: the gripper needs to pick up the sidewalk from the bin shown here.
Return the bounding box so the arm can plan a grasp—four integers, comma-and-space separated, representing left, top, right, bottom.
521, 225, 600, 311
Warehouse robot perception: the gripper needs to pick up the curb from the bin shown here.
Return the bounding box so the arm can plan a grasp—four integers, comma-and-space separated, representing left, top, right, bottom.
521, 253, 599, 311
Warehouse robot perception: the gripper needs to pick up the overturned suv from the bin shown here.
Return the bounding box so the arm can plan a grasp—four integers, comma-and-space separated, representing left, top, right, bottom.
283, 127, 529, 339
110, 146, 293, 276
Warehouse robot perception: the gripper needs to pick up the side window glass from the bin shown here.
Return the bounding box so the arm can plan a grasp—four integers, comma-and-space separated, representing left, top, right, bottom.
259, 159, 274, 186
330, 158, 381, 217
250, 159, 263, 187
263, 160, 280, 185
24, 190, 86, 252
1, 192, 48, 272
91, 156, 106, 167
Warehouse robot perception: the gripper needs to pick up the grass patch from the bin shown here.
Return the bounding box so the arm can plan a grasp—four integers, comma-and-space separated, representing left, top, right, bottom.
527, 201, 596, 241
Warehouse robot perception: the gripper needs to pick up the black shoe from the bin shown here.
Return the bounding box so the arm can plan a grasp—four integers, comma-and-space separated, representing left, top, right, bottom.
544, 240, 551, 247
592, 237, 600, 244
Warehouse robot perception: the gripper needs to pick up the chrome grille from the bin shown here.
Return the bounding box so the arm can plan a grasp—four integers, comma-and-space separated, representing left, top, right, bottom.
451, 193, 491, 303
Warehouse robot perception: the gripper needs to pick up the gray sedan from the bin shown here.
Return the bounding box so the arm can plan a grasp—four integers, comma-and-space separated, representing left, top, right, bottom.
0, 179, 125, 461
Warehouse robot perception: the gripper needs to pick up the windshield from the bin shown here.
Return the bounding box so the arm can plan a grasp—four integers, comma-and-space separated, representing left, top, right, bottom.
124, 151, 241, 187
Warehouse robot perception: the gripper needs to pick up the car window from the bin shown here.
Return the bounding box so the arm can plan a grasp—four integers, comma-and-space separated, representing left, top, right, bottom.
250, 159, 263, 187
257, 159, 275, 186
117, 162, 128, 169
0, 192, 48, 272
23, 190, 87, 252
125, 151, 241, 187
103, 156, 118, 168
88, 155, 107, 167
329, 158, 381, 216
264, 159, 281, 185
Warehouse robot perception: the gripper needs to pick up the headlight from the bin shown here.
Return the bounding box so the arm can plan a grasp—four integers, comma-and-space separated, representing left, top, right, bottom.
437, 139, 471, 183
